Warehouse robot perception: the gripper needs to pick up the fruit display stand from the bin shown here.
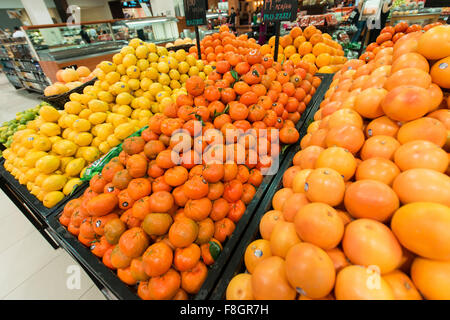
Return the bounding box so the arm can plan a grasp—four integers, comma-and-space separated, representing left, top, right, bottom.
209, 73, 334, 300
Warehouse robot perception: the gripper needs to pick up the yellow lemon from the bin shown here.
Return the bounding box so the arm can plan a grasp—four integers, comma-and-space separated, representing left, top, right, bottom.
116, 64, 126, 75
157, 46, 168, 57
25, 168, 40, 183
65, 158, 86, 176
133, 96, 151, 109
36, 155, 60, 174
33, 136, 52, 151
40, 105, 60, 122
43, 191, 64, 208
157, 61, 170, 74
140, 78, 152, 91
198, 72, 206, 80
91, 137, 102, 147
123, 53, 137, 68
128, 78, 140, 91
98, 91, 114, 103
167, 57, 178, 69
79, 109, 92, 119
158, 73, 171, 86
48, 136, 62, 145
62, 128, 72, 139
178, 61, 190, 74
120, 45, 135, 56
135, 45, 149, 59
82, 146, 100, 162
63, 178, 82, 195
131, 109, 141, 119
88, 112, 107, 125
105, 71, 120, 84
186, 55, 196, 66
106, 135, 121, 147
88, 99, 108, 112
146, 42, 157, 53
149, 82, 163, 96
99, 61, 116, 74
72, 118, 91, 132
60, 157, 74, 172
40, 122, 61, 137
175, 49, 186, 61
114, 122, 135, 140
204, 65, 213, 75
24, 151, 47, 168
53, 139, 78, 157
112, 114, 128, 127
195, 60, 204, 71
148, 52, 159, 63
188, 66, 200, 76
129, 38, 144, 48
155, 90, 170, 103
74, 132, 93, 146
99, 141, 111, 154
111, 82, 129, 95
180, 74, 189, 83
42, 174, 67, 192
69, 92, 82, 102
126, 65, 140, 79
170, 80, 181, 90
137, 58, 149, 71
117, 105, 132, 117
116, 92, 133, 105
35, 173, 49, 187
169, 69, 181, 80
112, 53, 123, 65
96, 123, 114, 140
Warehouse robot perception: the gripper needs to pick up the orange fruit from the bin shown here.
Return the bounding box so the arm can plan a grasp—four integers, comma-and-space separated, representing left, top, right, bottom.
342, 219, 403, 274
285, 242, 336, 299
226, 273, 254, 300
244, 239, 272, 274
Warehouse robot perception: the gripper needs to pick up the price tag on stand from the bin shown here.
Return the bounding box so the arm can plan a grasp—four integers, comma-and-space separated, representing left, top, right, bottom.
184, 0, 207, 57
262, 0, 298, 62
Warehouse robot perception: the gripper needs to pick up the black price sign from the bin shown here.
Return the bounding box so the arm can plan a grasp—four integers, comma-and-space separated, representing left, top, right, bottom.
263, 0, 298, 22
184, 0, 207, 26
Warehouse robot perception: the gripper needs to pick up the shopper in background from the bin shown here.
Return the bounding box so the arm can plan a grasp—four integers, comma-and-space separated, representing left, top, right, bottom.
369, 0, 392, 43
350, 0, 365, 43
12, 26, 26, 38
228, 7, 237, 32
79, 25, 91, 44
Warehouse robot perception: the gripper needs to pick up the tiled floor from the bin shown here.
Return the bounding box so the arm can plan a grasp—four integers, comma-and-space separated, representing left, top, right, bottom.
0, 74, 106, 300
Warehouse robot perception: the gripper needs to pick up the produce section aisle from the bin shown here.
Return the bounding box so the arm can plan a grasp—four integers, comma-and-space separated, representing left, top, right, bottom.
0, 74, 105, 300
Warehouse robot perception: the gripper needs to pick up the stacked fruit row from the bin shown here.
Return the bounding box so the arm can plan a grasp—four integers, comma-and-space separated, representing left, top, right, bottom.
360, 21, 444, 62
44, 66, 95, 97
57, 27, 324, 300
261, 25, 347, 74
2, 38, 200, 208
226, 24, 450, 300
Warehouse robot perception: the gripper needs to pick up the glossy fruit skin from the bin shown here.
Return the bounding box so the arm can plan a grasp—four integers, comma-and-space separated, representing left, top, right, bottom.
285, 242, 336, 299
382, 270, 422, 300
411, 257, 450, 300
391, 202, 450, 261
381, 85, 431, 122
394, 140, 448, 173
251, 256, 296, 300
294, 203, 344, 250
392, 169, 450, 207
342, 219, 403, 275
344, 179, 399, 222
335, 265, 395, 300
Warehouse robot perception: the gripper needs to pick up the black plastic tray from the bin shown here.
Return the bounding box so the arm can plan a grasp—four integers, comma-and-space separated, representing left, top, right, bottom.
44, 74, 332, 300
0, 159, 88, 219
39, 77, 97, 110
209, 74, 334, 300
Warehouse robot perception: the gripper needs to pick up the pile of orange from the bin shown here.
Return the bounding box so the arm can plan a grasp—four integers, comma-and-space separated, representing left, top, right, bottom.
261, 25, 347, 74
226, 24, 450, 300
57, 39, 325, 299
189, 25, 260, 65
361, 21, 444, 62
